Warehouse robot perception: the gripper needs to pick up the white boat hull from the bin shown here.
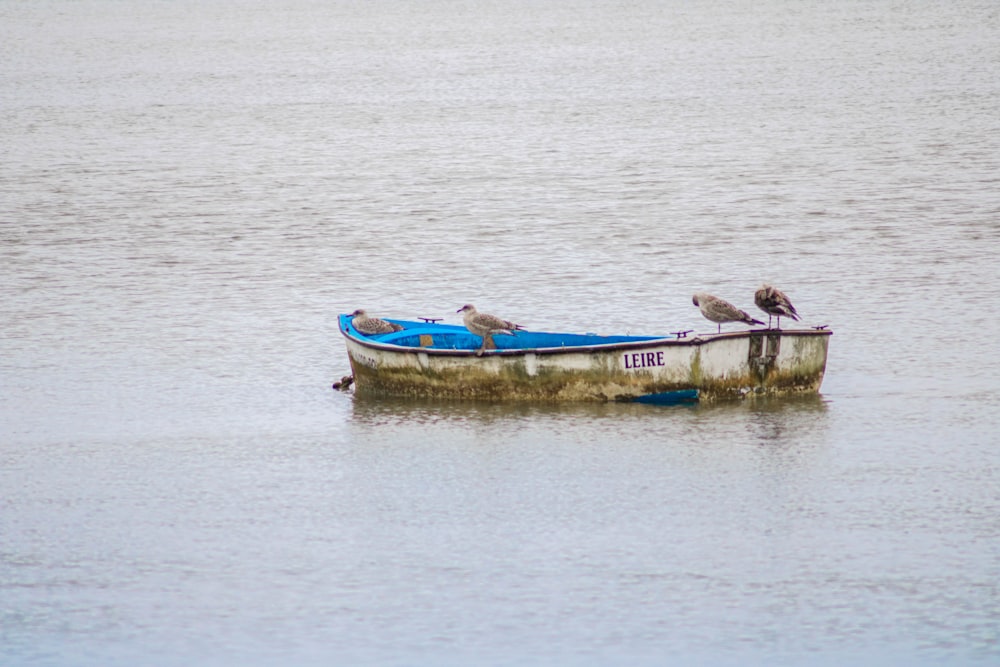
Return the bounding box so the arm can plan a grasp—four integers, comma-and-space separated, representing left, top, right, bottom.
341, 323, 831, 403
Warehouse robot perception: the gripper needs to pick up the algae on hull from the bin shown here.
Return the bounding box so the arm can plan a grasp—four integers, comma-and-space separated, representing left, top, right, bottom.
351, 357, 697, 402
344, 326, 831, 403
342, 325, 831, 401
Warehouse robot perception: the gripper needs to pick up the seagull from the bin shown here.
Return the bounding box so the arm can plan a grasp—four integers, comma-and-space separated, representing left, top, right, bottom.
754, 284, 800, 329
349, 309, 403, 335
456, 304, 523, 356
692, 293, 764, 334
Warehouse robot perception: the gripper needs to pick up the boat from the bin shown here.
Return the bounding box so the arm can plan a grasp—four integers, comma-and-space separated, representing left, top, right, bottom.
337, 314, 831, 404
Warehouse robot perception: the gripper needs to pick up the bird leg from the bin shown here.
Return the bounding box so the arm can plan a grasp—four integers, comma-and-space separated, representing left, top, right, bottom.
476, 333, 494, 356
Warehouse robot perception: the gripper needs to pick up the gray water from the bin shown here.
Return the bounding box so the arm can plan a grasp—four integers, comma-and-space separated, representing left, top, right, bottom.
3, 1, 999, 665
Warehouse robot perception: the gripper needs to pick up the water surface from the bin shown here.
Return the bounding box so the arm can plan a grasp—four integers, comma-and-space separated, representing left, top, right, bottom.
2, 1, 999, 665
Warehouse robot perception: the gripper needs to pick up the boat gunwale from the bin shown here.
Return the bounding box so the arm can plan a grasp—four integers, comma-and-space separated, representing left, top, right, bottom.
338, 318, 832, 358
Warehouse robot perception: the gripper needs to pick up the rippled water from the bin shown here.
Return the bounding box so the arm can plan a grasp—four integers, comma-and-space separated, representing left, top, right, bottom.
3, 1, 999, 665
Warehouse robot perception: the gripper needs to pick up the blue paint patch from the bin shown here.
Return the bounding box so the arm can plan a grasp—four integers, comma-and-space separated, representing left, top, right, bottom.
633, 389, 699, 405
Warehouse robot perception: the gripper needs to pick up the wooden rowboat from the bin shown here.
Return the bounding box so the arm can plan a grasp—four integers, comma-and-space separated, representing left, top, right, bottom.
338, 314, 831, 403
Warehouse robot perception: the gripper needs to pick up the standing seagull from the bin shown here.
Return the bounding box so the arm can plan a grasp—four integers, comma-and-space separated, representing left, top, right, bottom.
692, 293, 764, 334
754, 284, 800, 329
349, 308, 403, 335
457, 304, 523, 356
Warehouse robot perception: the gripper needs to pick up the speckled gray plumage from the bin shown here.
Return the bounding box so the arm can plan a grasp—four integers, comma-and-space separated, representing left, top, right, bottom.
754, 285, 800, 328
692, 293, 764, 333
350, 309, 403, 335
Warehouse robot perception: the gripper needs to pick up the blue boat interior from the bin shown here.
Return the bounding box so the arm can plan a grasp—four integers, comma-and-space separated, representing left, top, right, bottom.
339, 314, 667, 351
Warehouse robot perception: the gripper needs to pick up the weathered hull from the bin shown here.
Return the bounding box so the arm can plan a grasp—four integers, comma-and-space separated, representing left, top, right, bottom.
340, 318, 831, 403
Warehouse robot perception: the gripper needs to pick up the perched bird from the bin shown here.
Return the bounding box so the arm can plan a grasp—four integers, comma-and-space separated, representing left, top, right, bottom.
754, 284, 800, 329
456, 304, 523, 356
349, 308, 403, 335
692, 292, 764, 334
